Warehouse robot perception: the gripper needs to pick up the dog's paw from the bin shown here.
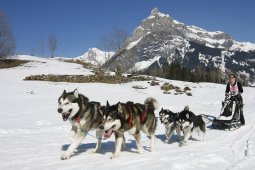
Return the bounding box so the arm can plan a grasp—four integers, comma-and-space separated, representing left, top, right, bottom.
181, 141, 188, 146
164, 139, 169, 143
168, 141, 174, 144
60, 153, 70, 160
138, 148, 144, 154
110, 153, 119, 159
178, 141, 184, 147
89, 150, 98, 154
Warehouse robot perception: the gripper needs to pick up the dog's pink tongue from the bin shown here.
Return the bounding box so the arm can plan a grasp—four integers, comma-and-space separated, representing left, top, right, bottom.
104, 128, 113, 139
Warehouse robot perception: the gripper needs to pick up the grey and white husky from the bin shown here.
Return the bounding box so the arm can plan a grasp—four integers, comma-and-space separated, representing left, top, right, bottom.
99, 97, 158, 158
159, 108, 178, 143
175, 106, 206, 145
57, 89, 104, 160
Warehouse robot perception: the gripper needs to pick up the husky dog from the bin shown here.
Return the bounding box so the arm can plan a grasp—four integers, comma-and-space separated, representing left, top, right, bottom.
100, 97, 158, 159
159, 108, 178, 143
175, 106, 206, 145
57, 89, 104, 160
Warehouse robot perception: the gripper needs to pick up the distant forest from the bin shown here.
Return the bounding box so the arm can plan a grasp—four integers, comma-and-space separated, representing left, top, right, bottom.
141, 62, 248, 85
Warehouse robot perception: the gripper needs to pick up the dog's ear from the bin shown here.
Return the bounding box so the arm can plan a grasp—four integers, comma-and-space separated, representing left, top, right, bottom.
161, 107, 163, 111
184, 106, 189, 111
73, 89, 79, 98
106, 101, 110, 108
62, 90, 66, 95
186, 113, 189, 119
117, 102, 122, 114
99, 106, 105, 116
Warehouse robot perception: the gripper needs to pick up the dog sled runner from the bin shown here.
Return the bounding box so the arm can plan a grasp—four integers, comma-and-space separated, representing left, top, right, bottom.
212, 96, 242, 130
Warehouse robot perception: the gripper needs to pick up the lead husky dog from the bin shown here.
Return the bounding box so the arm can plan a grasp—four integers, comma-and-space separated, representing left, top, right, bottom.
100, 97, 158, 159
58, 89, 104, 160
175, 106, 206, 145
159, 108, 179, 143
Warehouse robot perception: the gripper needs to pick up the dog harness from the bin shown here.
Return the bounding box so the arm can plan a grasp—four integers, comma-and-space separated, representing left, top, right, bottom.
127, 106, 148, 127
141, 111, 147, 123
127, 111, 147, 126
128, 111, 133, 127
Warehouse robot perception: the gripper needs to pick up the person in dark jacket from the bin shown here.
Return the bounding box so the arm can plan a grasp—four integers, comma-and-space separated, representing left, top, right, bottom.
225, 74, 245, 125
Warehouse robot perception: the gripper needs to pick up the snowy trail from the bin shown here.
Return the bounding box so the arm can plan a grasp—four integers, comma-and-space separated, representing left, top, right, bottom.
1, 55, 255, 170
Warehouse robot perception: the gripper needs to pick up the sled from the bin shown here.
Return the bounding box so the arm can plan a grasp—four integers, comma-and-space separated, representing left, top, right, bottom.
212, 96, 242, 131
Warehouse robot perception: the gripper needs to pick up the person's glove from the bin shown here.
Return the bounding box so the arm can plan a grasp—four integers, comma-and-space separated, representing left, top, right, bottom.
236, 93, 242, 100
225, 93, 230, 100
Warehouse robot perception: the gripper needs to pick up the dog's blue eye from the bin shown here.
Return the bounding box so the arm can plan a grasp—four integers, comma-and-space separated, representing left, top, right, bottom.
65, 102, 70, 105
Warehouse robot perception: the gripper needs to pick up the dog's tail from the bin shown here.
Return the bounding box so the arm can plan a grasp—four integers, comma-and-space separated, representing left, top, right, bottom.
184, 105, 189, 111
200, 114, 214, 124
201, 115, 208, 123
145, 97, 159, 111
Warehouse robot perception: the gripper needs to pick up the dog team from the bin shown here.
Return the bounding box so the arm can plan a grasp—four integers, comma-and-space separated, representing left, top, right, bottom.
57, 89, 206, 160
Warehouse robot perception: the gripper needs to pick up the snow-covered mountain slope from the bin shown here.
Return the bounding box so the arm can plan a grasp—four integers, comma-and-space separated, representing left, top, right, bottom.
76, 48, 114, 66
1, 55, 255, 170
103, 8, 255, 83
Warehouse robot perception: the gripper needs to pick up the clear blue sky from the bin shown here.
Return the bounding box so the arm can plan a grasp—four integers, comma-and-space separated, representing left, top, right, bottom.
1, 0, 255, 57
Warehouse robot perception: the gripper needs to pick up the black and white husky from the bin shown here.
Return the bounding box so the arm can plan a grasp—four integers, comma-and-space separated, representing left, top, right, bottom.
159, 108, 178, 143
175, 106, 206, 145
99, 97, 158, 158
57, 89, 104, 160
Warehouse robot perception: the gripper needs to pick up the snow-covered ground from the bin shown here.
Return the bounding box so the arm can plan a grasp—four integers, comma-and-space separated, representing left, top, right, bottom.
1, 55, 255, 170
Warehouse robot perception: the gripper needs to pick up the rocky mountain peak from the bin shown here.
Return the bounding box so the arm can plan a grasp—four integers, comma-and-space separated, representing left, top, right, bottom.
103, 8, 255, 83
150, 7, 171, 19
151, 7, 159, 16
128, 8, 175, 44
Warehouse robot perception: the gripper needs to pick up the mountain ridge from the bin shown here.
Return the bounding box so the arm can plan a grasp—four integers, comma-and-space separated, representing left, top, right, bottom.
76, 48, 114, 66
103, 8, 255, 83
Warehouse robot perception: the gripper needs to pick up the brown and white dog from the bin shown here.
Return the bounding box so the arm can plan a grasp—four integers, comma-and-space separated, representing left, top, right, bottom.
57, 89, 105, 160
99, 97, 158, 158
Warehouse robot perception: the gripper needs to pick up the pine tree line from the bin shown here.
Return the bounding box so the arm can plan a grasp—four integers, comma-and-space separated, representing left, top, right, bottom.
144, 62, 225, 84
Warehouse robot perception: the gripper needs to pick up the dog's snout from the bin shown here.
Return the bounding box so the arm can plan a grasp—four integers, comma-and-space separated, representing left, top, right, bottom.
58, 108, 63, 113
99, 125, 104, 130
